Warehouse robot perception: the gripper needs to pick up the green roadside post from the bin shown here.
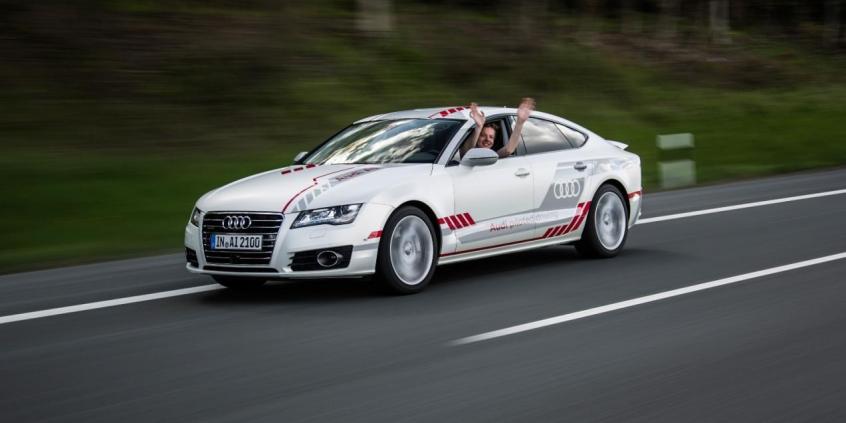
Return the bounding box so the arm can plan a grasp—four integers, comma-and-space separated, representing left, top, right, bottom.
657, 133, 696, 189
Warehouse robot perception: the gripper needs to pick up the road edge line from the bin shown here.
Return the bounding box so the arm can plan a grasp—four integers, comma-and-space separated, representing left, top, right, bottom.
637, 188, 846, 224
448, 251, 846, 346
0, 284, 223, 325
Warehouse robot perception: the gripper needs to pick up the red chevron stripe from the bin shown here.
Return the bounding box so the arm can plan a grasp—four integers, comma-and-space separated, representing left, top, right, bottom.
463, 213, 475, 225
559, 203, 586, 235
456, 214, 469, 227
448, 215, 463, 229
444, 216, 456, 230
542, 227, 555, 238
571, 201, 592, 231
551, 226, 565, 237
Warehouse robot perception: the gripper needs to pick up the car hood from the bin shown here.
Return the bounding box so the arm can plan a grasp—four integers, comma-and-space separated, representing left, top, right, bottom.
197, 163, 433, 213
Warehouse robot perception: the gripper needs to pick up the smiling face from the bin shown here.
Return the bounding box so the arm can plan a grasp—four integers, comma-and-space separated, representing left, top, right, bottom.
476, 125, 496, 150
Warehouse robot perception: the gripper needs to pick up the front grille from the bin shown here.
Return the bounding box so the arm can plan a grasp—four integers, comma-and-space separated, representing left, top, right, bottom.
290, 245, 353, 271
202, 212, 283, 267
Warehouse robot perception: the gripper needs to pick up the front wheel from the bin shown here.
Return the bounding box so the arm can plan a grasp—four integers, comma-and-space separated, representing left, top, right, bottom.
375, 206, 438, 294
575, 184, 629, 258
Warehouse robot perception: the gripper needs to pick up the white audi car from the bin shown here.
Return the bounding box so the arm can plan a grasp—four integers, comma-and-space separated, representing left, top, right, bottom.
185, 106, 642, 293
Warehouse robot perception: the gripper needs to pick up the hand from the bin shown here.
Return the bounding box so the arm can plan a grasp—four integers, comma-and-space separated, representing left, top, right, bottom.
469, 102, 485, 127
516, 97, 535, 123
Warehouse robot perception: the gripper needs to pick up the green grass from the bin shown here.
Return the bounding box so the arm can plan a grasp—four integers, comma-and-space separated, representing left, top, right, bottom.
2, 3, 846, 273
0, 150, 298, 272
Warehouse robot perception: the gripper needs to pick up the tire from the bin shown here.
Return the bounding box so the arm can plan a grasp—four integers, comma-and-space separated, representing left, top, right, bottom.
213, 276, 266, 290
374, 206, 438, 294
575, 184, 629, 258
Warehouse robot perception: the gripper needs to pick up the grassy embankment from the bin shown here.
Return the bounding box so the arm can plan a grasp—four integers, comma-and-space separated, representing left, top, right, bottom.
2, 4, 845, 272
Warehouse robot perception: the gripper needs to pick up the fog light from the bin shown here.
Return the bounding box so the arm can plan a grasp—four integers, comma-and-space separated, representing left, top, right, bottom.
316, 251, 341, 268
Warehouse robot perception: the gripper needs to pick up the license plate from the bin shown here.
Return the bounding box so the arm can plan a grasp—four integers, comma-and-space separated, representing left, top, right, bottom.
210, 234, 263, 251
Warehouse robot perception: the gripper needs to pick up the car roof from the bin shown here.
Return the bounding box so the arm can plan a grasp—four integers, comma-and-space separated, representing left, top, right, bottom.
354, 106, 521, 123
353, 106, 595, 138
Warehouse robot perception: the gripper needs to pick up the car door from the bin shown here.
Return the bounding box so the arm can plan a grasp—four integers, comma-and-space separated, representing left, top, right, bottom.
445, 121, 535, 253
516, 117, 594, 239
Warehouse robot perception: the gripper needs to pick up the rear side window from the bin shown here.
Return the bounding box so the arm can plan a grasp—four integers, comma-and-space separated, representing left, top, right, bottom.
556, 123, 587, 148
521, 118, 573, 154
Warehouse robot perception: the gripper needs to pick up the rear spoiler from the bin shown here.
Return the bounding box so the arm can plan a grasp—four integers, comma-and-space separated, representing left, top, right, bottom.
607, 140, 629, 150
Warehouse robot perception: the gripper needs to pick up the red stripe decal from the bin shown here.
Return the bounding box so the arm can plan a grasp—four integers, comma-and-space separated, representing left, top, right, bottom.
444, 216, 456, 230
559, 203, 585, 235
430, 106, 469, 119
571, 201, 592, 231
367, 230, 382, 239
281, 169, 291, 175
448, 215, 463, 229
542, 227, 554, 238
306, 164, 317, 169
553, 224, 568, 237
456, 214, 469, 227
293, 167, 304, 172
628, 190, 642, 199
437, 217, 445, 225
281, 167, 354, 213
463, 213, 475, 225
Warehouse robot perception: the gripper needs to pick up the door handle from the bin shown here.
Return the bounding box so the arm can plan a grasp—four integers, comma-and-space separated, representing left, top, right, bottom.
574, 162, 587, 171
514, 168, 531, 177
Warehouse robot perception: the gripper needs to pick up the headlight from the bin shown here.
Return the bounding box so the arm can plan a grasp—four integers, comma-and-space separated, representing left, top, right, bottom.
189, 207, 203, 227
292, 204, 362, 228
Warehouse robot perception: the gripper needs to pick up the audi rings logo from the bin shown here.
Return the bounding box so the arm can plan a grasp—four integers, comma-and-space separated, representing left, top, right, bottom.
222, 215, 252, 230
553, 179, 581, 199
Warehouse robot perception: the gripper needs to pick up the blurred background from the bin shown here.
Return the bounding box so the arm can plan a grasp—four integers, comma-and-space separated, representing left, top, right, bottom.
1, 0, 844, 273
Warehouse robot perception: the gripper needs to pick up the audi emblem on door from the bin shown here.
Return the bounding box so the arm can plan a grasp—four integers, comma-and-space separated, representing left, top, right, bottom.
222, 215, 252, 230
553, 180, 581, 199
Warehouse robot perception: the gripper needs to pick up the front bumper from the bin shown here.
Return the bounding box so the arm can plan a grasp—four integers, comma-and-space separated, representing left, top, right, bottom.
184, 203, 392, 279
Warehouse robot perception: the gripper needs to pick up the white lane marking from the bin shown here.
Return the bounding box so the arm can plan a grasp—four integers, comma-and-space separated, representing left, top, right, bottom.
2, 188, 845, 326
449, 251, 846, 346
638, 188, 846, 224
0, 285, 223, 325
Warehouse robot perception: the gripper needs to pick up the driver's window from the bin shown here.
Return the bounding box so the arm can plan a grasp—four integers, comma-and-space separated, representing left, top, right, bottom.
448, 118, 514, 165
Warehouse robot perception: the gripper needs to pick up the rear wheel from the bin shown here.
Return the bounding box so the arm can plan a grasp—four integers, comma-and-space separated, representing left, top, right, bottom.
212, 276, 266, 290
575, 184, 629, 258
375, 206, 437, 294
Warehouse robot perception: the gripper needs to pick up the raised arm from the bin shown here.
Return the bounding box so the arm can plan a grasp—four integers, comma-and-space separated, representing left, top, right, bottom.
459, 102, 485, 158
497, 97, 535, 158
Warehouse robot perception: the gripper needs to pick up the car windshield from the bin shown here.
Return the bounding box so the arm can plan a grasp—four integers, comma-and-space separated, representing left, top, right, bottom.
304, 119, 463, 165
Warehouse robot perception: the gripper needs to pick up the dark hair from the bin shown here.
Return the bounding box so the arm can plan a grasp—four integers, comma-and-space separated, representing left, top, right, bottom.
482, 123, 497, 130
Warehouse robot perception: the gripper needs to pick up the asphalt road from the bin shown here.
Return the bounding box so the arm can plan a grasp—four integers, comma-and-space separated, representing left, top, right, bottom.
1, 167, 846, 422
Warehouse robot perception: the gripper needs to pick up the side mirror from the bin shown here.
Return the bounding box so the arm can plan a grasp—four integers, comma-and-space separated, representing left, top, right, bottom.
293, 151, 308, 163
461, 148, 499, 167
